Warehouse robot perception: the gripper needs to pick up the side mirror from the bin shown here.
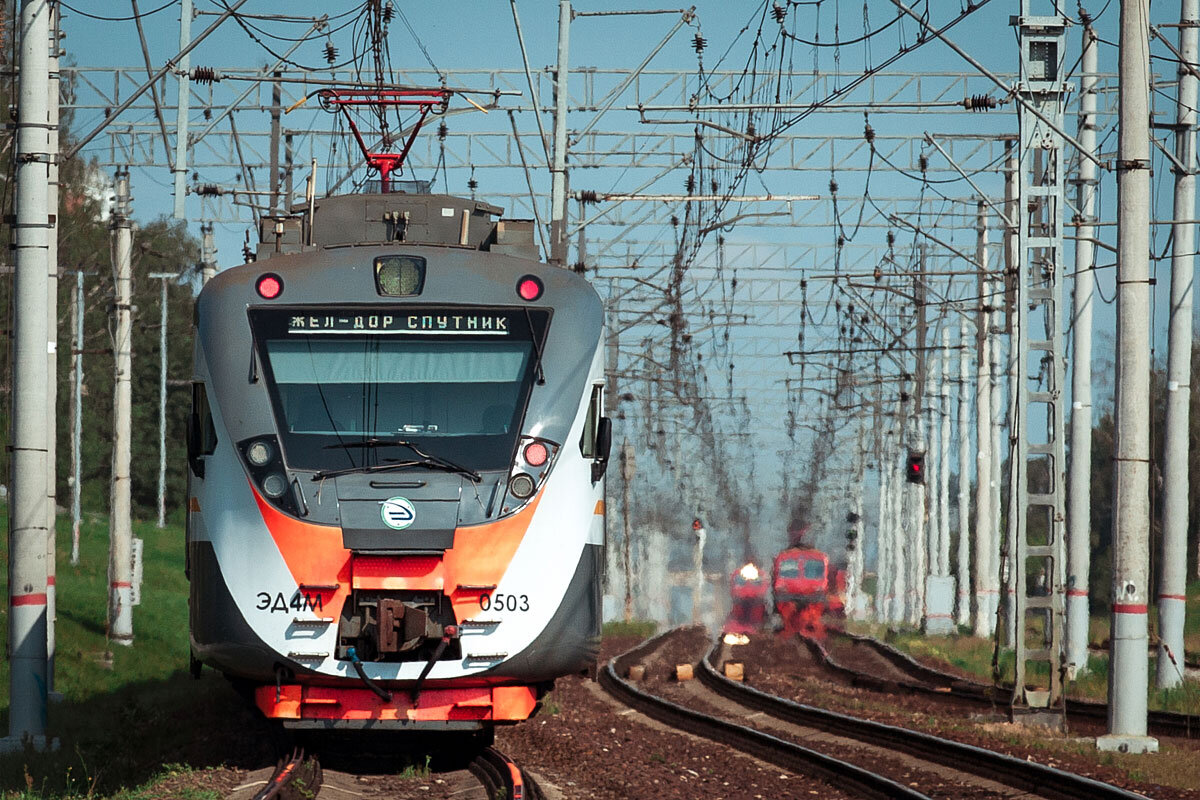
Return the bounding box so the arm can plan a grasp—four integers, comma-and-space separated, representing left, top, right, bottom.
591, 416, 612, 482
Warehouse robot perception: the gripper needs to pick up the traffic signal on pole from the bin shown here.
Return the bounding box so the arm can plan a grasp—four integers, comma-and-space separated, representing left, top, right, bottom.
905, 450, 926, 484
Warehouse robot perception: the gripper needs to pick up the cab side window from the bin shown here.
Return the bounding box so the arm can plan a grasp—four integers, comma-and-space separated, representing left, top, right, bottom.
188, 382, 218, 477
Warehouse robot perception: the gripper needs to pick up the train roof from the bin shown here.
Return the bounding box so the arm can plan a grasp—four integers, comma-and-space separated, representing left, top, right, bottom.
256, 190, 540, 262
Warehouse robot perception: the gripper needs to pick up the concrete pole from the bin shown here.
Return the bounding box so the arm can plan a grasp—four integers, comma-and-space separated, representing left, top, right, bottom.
1157, 0, 1197, 691
172, 0, 192, 218
939, 327, 951, 577
44, 3, 59, 693
926, 381, 940, 581
1003, 147, 1021, 649
549, 0, 571, 265
991, 331, 1005, 638
269, 73, 282, 214
1067, 18, 1099, 679
693, 523, 706, 625
1098, 0, 1156, 754
973, 204, 994, 638
849, 426, 865, 619
876, 433, 892, 623
108, 169, 134, 646
956, 320, 972, 628
156, 276, 168, 528
4, 0, 53, 751
200, 221, 216, 283
69, 271, 83, 566
621, 439, 633, 623
892, 431, 907, 624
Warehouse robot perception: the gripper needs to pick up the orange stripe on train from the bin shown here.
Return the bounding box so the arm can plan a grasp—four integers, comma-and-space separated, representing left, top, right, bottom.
252, 479, 543, 626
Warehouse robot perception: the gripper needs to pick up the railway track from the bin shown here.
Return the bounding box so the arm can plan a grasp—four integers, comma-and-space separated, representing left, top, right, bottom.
819, 629, 1199, 739
604, 627, 1152, 800
469, 746, 545, 800
240, 745, 541, 800
599, 627, 930, 800
699, 637, 1148, 800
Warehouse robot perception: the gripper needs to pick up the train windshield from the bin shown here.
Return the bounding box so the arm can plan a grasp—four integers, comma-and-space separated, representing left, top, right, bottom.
250, 307, 548, 472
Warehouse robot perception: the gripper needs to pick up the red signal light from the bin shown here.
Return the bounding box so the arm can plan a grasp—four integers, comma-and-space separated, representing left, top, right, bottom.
905, 450, 926, 484
523, 441, 548, 467
256, 273, 283, 299
516, 275, 543, 301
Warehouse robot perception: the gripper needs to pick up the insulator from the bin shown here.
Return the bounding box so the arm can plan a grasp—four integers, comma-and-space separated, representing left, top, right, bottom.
686, 173, 696, 193
730, 276, 738, 290
837, 235, 844, 248
195, 183, 221, 196
692, 32, 706, 53
437, 120, 448, 141
324, 41, 338, 64
578, 189, 600, 204
886, 230, 895, 247
191, 66, 219, 84
863, 123, 875, 143
772, 3, 787, 23
746, 121, 755, 138
962, 93, 997, 112
800, 279, 807, 290
382, 0, 396, 23
467, 177, 478, 190
670, 215, 679, 227
918, 154, 928, 173
829, 178, 838, 194
710, 178, 718, 194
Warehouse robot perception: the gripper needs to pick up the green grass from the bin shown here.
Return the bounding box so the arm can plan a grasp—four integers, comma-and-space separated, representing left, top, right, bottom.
851, 582, 1200, 716
601, 619, 657, 639
0, 505, 277, 798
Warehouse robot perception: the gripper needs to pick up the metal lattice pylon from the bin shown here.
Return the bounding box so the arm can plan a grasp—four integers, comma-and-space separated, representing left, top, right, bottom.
1009, 5, 1069, 721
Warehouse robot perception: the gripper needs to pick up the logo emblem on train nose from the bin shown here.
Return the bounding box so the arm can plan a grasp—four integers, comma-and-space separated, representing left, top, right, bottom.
380, 496, 416, 530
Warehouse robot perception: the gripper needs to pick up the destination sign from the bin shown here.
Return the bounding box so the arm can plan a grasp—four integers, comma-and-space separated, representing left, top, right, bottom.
287, 311, 512, 335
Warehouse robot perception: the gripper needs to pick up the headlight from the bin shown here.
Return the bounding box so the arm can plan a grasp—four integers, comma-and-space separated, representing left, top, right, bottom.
247, 440, 274, 467
262, 472, 288, 499
509, 473, 536, 499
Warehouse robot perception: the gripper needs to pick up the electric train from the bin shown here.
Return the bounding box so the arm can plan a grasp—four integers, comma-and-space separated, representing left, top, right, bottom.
186, 187, 609, 736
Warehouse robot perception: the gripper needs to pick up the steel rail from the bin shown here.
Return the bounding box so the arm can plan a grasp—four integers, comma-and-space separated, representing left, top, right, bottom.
600, 628, 931, 800
831, 630, 1198, 740
249, 748, 321, 800
700, 639, 1148, 800
469, 746, 542, 800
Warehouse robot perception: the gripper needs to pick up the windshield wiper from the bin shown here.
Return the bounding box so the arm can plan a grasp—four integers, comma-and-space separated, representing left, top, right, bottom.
316, 439, 481, 483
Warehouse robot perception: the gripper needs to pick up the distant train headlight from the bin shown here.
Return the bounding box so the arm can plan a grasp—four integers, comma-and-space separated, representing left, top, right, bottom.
262, 472, 288, 499
246, 440, 274, 467
509, 473, 536, 499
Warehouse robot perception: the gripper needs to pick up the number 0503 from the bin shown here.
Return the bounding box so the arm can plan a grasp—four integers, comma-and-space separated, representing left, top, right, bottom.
479, 592, 529, 612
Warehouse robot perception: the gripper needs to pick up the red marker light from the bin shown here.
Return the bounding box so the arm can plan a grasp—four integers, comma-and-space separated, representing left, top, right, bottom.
516, 275, 543, 301
524, 441, 548, 467
256, 273, 283, 299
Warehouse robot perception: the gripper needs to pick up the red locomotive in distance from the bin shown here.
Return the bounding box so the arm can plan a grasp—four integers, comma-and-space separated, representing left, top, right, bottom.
724, 562, 769, 636
772, 546, 830, 636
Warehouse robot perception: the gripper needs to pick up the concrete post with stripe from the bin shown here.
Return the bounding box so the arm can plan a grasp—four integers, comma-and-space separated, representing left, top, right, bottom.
108, 169, 135, 646
3, 0, 54, 752
955, 321, 971, 628
1066, 18, 1099, 679
1156, 0, 1197, 691
1098, 0, 1157, 754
